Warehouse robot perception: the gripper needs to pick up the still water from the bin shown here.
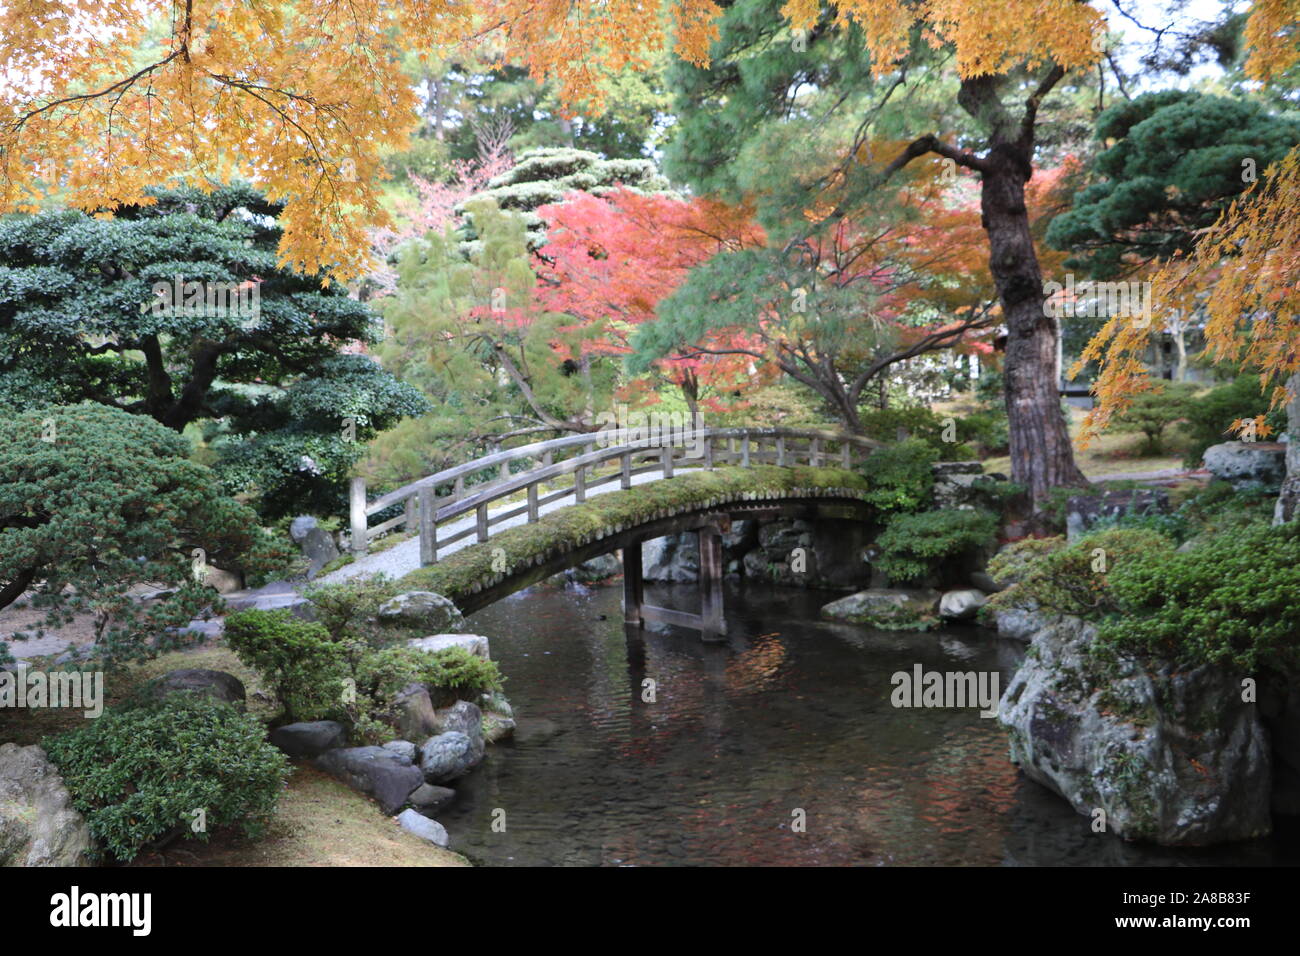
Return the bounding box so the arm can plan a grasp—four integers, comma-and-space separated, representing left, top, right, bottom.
440, 579, 1295, 866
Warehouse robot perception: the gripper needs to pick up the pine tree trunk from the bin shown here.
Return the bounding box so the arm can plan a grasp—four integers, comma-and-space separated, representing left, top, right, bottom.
980, 147, 1087, 505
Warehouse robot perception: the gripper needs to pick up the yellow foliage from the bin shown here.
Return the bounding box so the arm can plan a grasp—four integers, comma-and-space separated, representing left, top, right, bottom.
1078, 148, 1300, 446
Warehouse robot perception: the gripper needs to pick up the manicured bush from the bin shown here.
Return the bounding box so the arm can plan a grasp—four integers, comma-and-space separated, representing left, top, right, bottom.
873, 508, 999, 583
302, 573, 401, 647
223, 609, 351, 723
858, 438, 938, 514
858, 406, 976, 459
1109, 380, 1198, 454
44, 695, 289, 862
349, 645, 506, 740
420, 645, 505, 705
0, 402, 294, 668
1099, 520, 1300, 672
986, 528, 1175, 617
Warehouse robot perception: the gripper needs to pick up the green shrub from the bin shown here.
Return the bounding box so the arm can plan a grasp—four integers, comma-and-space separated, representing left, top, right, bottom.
858, 406, 976, 459
1180, 374, 1288, 467
223, 609, 351, 723
302, 573, 400, 647
44, 695, 289, 862
874, 509, 999, 583
421, 645, 505, 707
987, 528, 1175, 618
1110, 380, 1198, 454
1099, 520, 1300, 671
858, 438, 939, 514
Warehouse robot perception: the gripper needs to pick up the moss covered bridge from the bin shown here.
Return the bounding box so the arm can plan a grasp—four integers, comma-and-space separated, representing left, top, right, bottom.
332, 428, 880, 629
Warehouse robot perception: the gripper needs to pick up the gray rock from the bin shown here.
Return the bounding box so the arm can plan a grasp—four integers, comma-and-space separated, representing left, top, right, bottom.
939, 588, 988, 621
990, 604, 1054, 642
314, 746, 424, 815
820, 588, 941, 631
418, 731, 483, 784
483, 713, 516, 744
289, 515, 318, 544
408, 783, 456, 814
569, 553, 621, 583
642, 533, 699, 582
270, 720, 347, 759
395, 808, 449, 847
434, 700, 484, 742
481, 691, 514, 718
378, 591, 464, 633
200, 565, 244, 594
148, 669, 246, 708
407, 633, 489, 660
931, 462, 989, 510
757, 519, 812, 553
969, 570, 1000, 593
0, 744, 95, 866
721, 519, 759, 556
999, 616, 1271, 845
392, 683, 438, 740
1066, 488, 1170, 541
382, 740, 419, 763
300, 526, 340, 580
1204, 441, 1287, 492
224, 584, 319, 621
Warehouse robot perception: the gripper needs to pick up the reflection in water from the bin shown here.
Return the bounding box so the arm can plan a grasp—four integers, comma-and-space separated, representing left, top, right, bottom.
438, 579, 1296, 866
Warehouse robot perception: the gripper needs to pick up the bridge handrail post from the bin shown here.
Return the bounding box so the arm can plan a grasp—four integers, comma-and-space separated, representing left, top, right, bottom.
349, 477, 368, 555
660, 444, 673, 479
620, 452, 632, 489
476, 503, 489, 543
703, 434, 714, 470
841, 441, 852, 468
741, 433, 751, 468
527, 482, 539, 522
418, 485, 437, 565
810, 437, 822, 467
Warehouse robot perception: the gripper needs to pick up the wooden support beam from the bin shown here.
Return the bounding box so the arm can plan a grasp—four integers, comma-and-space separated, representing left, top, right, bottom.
698, 525, 726, 633
622, 540, 644, 625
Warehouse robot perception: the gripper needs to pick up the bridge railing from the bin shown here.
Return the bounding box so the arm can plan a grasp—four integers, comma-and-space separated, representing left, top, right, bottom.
348, 426, 881, 565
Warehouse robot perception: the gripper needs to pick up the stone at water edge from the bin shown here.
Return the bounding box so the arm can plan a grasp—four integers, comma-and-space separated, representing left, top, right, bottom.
0, 744, 95, 866
483, 712, 516, 744
418, 732, 483, 784
938, 588, 988, 621
568, 553, 622, 583
407, 633, 490, 660
393, 683, 439, 740
989, 603, 1055, 642
408, 783, 456, 815
270, 720, 348, 759
377, 591, 464, 633
820, 588, 941, 631
147, 669, 246, 708
999, 615, 1271, 846
433, 700, 484, 746
395, 808, 449, 847
314, 746, 424, 816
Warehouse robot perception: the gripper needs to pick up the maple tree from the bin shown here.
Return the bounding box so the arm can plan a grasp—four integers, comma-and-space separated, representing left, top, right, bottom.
534, 188, 768, 416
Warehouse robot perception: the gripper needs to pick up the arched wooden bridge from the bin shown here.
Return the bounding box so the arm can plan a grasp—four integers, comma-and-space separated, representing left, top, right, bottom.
343, 427, 882, 632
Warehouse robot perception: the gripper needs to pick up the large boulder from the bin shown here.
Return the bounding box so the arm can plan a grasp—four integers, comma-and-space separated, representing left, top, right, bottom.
433, 700, 484, 742
820, 588, 941, 631
289, 515, 318, 544
200, 565, 244, 594
1065, 488, 1169, 541
419, 732, 484, 784
378, 591, 464, 633
930, 461, 988, 509
1204, 441, 1287, 492
407, 783, 455, 814
314, 746, 424, 815
147, 669, 246, 708
989, 603, 1056, 642
999, 615, 1271, 845
0, 743, 95, 866
395, 808, 449, 847
270, 720, 347, 759
407, 633, 490, 660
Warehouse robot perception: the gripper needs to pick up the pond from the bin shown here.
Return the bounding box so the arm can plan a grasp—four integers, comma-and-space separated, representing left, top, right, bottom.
439, 578, 1297, 866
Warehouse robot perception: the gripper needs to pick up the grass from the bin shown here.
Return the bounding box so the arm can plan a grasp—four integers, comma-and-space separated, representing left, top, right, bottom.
980, 406, 1188, 479
128, 766, 467, 867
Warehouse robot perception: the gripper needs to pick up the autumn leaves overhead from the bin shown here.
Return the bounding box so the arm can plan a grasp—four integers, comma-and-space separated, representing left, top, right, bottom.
0, 0, 1099, 281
